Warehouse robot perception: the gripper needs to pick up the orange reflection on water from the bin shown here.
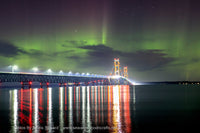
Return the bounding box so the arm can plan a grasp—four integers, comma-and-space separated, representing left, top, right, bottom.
108, 85, 131, 133
121, 85, 131, 133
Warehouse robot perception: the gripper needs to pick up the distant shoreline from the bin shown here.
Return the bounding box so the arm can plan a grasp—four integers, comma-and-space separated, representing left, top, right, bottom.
140, 81, 200, 85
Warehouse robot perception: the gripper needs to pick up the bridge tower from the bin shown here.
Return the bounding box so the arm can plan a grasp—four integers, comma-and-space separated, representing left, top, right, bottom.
123, 66, 128, 78
114, 58, 120, 76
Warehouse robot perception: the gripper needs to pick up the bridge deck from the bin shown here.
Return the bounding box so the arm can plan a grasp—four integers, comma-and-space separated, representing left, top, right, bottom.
0, 72, 130, 86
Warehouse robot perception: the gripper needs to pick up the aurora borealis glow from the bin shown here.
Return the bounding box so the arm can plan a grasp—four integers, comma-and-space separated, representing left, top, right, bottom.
0, 0, 200, 81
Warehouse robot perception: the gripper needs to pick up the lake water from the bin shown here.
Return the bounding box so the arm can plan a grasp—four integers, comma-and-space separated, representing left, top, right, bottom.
0, 85, 200, 133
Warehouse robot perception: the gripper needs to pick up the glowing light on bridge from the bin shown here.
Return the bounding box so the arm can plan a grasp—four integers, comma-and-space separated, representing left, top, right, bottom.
86, 73, 90, 76
75, 72, 80, 76
59, 70, 63, 75
2, 67, 110, 79
123, 66, 128, 78
68, 71, 72, 75
47, 69, 52, 75
125, 78, 136, 85
0, 59, 132, 84
111, 75, 121, 79
114, 58, 120, 76
32, 67, 38, 73
110, 58, 131, 82
10, 65, 18, 73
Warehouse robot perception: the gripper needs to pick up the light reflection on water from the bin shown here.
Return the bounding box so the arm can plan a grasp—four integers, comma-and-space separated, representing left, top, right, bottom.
47, 87, 52, 133
68, 86, 73, 133
33, 89, 38, 133
9, 89, 18, 133
59, 87, 64, 133
4, 85, 200, 132
8, 85, 132, 132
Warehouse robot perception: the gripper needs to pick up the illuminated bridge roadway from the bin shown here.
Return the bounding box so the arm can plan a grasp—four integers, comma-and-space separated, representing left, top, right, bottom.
0, 72, 132, 88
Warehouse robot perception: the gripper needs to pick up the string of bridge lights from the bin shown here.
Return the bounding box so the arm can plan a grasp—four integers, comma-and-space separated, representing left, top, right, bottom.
7, 65, 106, 77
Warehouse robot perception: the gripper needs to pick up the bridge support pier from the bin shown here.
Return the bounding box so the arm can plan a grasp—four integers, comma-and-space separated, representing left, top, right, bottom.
40, 82, 50, 88
21, 81, 32, 88
73, 82, 80, 86
59, 83, 67, 87
84, 82, 89, 86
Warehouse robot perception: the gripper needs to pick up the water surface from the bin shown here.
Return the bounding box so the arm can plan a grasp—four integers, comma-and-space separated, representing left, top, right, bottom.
0, 85, 200, 133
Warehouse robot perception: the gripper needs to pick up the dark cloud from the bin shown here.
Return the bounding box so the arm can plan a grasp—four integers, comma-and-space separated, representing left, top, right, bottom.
79, 44, 120, 57
27, 49, 44, 56
79, 44, 113, 52
21, 48, 74, 59
0, 40, 77, 64
63, 40, 88, 47
170, 57, 200, 68
0, 40, 26, 57
52, 50, 75, 57
189, 58, 200, 64
78, 44, 116, 68
79, 44, 175, 71
124, 50, 175, 71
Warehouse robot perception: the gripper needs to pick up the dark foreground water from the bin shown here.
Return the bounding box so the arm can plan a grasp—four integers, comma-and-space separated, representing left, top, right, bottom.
0, 85, 200, 133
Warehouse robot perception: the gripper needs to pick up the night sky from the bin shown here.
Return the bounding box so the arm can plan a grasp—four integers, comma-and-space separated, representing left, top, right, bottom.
0, 0, 200, 82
